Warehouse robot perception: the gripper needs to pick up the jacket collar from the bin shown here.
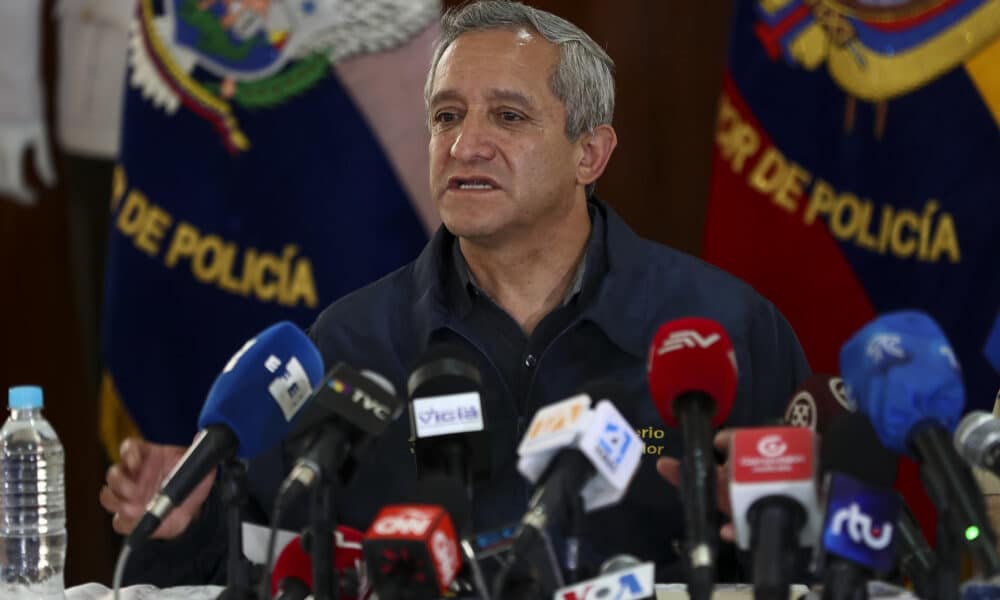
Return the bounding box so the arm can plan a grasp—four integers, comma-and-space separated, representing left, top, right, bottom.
410, 197, 653, 359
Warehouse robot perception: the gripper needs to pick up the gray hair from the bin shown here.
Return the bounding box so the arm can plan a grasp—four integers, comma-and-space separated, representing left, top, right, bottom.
424, 1, 616, 141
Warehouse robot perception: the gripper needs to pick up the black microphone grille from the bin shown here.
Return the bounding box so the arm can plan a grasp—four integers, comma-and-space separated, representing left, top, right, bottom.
410, 472, 474, 536
820, 412, 897, 486
408, 342, 482, 398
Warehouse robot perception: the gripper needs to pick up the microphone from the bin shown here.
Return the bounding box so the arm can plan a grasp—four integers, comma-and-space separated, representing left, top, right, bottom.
840, 310, 1000, 577
729, 426, 821, 600
552, 556, 656, 600
784, 376, 938, 594
783, 373, 853, 432
954, 410, 1000, 477
895, 501, 938, 600
407, 473, 492, 599
508, 382, 644, 597
407, 343, 489, 492
646, 317, 737, 600
129, 321, 323, 545
820, 477, 898, 598
279, 363, 403, 503
817, 412, 899, 600
985, 311, 1000, 374
269, 526, 367, 600
362, 504, 463, 600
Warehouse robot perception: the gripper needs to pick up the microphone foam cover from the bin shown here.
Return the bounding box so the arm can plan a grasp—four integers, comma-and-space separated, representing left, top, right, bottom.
411, 473, 474, 536
954, 411, 1000, 470
839, 310, 965, 456
646, 317, 737, 427
198, 321, 324, 458
820, 412, 897, 487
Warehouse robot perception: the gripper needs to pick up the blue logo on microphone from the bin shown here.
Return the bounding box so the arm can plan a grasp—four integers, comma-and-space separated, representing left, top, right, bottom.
597, 421, 633, 470
822, 472, 899, 573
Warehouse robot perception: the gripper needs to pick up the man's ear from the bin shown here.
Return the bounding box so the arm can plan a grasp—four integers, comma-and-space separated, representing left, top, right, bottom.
577, 124, 618, 187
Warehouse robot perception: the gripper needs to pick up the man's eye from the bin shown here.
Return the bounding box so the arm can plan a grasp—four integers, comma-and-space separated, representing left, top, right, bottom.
500, 111, 524, 122
434, 111, 458, 123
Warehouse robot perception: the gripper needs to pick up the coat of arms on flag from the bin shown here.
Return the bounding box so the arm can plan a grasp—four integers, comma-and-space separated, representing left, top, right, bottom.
129, 0, 438, 152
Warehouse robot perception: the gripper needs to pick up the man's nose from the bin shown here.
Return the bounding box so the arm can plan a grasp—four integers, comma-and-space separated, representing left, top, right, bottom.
450, 115, 496, 162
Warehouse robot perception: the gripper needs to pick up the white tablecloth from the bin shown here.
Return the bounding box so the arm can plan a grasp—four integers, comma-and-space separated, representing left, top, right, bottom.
66, 584, 224, 600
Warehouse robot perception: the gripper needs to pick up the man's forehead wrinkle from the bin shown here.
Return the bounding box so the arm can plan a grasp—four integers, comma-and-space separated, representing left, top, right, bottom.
429, 87, 536, 110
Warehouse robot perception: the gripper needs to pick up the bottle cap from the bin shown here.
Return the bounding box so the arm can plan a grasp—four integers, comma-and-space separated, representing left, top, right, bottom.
8, 386, 43, 410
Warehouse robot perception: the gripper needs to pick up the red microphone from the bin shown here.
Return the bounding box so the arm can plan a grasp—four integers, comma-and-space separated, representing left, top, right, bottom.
362, 504, 462, 599
646, 317, 738, 600
270, 525, 367, 600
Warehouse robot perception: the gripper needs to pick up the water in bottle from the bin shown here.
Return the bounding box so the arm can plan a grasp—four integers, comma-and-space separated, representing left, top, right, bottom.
0, 386, 67, 599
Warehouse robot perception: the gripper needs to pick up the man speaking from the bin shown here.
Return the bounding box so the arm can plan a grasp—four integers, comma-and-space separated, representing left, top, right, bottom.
101, 0, 809, 585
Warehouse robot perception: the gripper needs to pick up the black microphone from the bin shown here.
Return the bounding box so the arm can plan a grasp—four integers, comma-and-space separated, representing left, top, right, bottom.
894, 501, 937, 599
279, 363, 403, 504
818, 413, 898, 600
407, 343, 489, 494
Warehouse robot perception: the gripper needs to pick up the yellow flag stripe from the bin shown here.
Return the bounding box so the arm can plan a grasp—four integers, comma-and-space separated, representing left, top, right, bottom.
99, 371, 142, 462
966, 35, 1000, 130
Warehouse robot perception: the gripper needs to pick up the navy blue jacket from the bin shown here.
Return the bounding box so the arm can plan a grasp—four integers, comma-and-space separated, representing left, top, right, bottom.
125, 198, 809, 584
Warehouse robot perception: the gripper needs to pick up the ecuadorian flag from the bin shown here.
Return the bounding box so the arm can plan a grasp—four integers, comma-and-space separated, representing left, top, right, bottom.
704, 0, 1000, 541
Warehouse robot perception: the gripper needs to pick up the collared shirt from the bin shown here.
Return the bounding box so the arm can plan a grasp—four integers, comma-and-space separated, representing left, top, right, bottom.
448, 205, 604, 416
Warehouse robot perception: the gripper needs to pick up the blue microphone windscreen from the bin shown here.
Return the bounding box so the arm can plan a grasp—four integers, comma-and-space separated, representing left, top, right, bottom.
839, 310, 965, 456
985, 311, 1000, 374
198, 321, 324, 458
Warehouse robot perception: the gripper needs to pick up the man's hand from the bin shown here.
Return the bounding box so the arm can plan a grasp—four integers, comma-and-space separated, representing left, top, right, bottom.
99, 437, 215, 540
655, 428, 735, 542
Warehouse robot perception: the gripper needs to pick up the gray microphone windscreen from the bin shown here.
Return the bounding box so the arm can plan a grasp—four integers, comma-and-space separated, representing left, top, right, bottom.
954, 410, 1000, 470
599, 553, 641, 574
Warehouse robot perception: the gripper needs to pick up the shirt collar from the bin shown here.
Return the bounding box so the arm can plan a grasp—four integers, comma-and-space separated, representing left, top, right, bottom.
412, 197, 648, 358
450, 203, 603, 309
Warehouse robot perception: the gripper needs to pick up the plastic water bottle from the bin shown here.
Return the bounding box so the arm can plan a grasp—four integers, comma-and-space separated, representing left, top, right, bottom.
0, 386, 66, 599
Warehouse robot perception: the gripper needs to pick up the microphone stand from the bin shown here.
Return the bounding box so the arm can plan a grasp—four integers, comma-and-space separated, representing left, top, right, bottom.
934, 512, 961, 600
308, 480, 339, 600
217, 458, 261, 600
564, 496, 585, 584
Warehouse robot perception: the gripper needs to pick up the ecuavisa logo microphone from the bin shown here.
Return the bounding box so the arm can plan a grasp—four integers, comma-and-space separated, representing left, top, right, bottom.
822, 472, 899, 573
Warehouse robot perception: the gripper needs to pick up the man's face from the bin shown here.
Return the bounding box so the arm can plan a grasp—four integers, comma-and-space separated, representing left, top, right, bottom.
427, 28, 584, 245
